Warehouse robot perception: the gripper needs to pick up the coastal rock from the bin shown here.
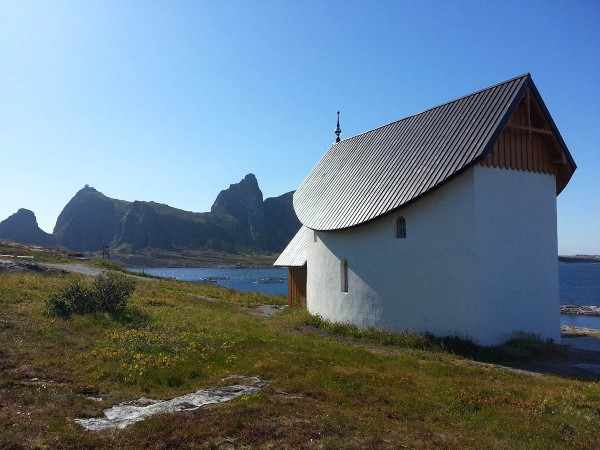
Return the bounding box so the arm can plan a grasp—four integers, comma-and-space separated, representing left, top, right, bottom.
559, 255, 600, 263
560, 304, 600, 317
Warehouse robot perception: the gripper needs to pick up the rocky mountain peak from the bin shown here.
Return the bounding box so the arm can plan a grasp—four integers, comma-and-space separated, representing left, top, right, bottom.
6, 208, 37, 226
0, 208, 56, 246
211, 173, 265, 241
3, 174, 299, 255
53, 186, 119, 251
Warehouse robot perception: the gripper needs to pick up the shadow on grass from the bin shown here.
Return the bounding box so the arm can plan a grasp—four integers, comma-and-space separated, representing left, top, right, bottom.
304, 313, 600, 381
436, 334, 567, 364
106, 307, 151, 327
47, 306, 151, 327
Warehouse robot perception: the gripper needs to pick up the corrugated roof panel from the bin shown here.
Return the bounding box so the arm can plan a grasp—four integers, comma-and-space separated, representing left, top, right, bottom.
273, 226, 307, 267
294, 74, 563, 231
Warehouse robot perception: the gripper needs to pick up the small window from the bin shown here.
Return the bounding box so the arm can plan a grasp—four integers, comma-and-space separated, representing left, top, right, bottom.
341, 259, 348, 293
396, 217, 406, 239
313, 230, 318, 243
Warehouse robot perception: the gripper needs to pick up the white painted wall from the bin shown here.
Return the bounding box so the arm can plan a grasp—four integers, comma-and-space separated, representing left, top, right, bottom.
306, 166, 560, 345
474, 166, 559, 345
307, 168, 481, 339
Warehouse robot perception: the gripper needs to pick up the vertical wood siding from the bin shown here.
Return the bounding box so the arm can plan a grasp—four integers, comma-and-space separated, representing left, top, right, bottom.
288, 265, 307, 307
480, 88, 570, 192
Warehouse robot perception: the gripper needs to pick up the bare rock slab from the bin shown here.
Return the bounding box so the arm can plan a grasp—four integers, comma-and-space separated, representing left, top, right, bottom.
76, 377, 267, 431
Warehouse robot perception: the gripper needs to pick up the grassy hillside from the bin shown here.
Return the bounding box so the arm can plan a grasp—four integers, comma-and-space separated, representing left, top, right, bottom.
0, 268, 599, 449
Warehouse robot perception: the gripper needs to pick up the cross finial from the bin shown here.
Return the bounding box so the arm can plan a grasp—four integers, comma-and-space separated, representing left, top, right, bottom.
335, 111, 342, 142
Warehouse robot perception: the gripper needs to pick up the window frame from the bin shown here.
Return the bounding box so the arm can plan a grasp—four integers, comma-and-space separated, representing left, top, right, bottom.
340, 259, 348, 293
396, 216, 406, 239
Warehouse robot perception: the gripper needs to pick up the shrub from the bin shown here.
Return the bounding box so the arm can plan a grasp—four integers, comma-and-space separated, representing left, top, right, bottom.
90, 272, 136, 312
45, 272, 135, 318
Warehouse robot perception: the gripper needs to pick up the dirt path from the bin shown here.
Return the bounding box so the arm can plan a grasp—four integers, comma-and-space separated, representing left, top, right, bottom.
39, 262, 159, 282
39, 262, 106, 277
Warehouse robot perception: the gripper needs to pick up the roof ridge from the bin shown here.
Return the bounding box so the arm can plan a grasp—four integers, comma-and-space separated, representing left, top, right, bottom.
335, 73, 531, 143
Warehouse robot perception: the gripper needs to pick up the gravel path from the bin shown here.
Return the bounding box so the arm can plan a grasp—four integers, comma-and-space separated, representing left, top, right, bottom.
39, 262, 106, 277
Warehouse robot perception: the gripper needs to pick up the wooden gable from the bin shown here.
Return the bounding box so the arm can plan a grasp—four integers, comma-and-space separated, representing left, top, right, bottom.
480, 88, 574, 194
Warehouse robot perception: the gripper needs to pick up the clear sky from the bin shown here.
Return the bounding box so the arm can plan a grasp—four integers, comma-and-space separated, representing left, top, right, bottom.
1, 0, 598, 254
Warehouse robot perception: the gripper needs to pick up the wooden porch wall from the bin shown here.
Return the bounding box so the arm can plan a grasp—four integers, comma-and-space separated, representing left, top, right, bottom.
479, 88, 570, 193
288, 265, 307, 307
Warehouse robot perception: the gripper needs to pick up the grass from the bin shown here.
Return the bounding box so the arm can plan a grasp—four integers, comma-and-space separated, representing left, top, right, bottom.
0, 238, 280, 268
92, 260, 162, 279
304, 314, 568, 364
0, 239, 83, 263
0, 268, 599, 449
562, 328, 600, 339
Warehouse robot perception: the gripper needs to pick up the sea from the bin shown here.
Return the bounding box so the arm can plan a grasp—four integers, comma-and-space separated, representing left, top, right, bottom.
129, 266, 289, 296
129, 262, 600, 328
559, 263, 600, 328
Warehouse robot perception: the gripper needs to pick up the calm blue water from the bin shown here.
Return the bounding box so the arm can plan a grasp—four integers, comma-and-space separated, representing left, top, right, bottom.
559, 263, 600, 306
559, 263, 600, 329
129, 267, 288, 296
130, 263, 600, 328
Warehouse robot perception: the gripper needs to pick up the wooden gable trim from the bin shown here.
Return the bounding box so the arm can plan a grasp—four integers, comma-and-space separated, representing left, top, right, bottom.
479, 88, 574, 194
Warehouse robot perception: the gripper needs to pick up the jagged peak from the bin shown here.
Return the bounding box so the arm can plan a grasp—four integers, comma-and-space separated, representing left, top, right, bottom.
2, 208, 38, 225
0, 206, 55, 247
223, 173, 259, 190
76, 184, 100, 196
15, 208, 36, 217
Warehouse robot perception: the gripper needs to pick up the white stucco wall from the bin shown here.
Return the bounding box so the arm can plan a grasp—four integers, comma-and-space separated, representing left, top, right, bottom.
306, 165, 560, 345
473, 166, 559, 345
307, 168, 481, 339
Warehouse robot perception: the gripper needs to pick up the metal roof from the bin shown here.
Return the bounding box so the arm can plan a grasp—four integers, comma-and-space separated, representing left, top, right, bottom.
293, 74, 574, 231
273, 226, 307, 267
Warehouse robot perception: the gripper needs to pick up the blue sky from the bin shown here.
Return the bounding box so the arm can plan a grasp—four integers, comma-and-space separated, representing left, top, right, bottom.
1, 0, 598, 254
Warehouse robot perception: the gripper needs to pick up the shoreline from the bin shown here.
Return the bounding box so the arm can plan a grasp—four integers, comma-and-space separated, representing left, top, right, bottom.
560, 304, 600, 317
559, 255, 600, 263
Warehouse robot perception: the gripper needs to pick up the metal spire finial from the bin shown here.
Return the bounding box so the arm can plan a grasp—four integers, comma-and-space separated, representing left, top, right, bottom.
335, 111, 342, 142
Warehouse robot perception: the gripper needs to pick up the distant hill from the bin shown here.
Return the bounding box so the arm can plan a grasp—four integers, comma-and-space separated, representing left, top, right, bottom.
47, 175, 300, 255
0, 209, 56, 247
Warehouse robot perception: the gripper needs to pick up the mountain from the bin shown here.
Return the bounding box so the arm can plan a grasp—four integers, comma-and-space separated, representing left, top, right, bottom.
53, 186, 125, 251
263, 191, 300, 252
211, 173, 265, 244
50, 176, 300, 254
0, 209, 56, 247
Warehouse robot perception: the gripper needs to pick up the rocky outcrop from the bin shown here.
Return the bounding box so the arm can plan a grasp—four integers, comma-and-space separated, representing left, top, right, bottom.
0, 209, 56, 246
75, 376, 268, 431
559, 256, 600, 264
211, 174, 265, 243
0, 258, 66, 274
561, 305, 600, 316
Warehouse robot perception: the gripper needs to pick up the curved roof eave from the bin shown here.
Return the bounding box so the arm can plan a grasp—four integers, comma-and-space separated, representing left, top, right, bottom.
294, 74, 537, 231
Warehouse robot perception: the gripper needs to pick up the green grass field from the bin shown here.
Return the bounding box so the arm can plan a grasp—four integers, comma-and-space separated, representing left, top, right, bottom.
1, 268, 599, 449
